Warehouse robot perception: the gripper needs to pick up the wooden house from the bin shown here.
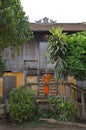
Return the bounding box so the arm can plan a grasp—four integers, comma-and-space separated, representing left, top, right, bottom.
0, 17, 86, 119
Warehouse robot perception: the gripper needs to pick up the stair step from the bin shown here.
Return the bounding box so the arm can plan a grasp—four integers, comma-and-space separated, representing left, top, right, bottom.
38, 76, 57, 97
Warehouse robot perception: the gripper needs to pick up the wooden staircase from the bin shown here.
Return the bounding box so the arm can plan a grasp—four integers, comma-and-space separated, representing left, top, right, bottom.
38, 76, 57, 97
37, 80, 86, 120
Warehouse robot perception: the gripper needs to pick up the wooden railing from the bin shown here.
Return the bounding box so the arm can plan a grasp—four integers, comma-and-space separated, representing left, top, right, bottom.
57, 82, 86, 119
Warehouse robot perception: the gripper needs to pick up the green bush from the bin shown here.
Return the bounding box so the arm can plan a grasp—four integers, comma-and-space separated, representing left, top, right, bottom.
48, 95, 80, 121
33, 106, 53, 120
34, 95, 62, 120
48, 95, 62, 116
9, 86, 36, 123
58, 101, 80, 121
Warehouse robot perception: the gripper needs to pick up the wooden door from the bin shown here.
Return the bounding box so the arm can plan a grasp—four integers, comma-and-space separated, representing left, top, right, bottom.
3, 76, 16, 98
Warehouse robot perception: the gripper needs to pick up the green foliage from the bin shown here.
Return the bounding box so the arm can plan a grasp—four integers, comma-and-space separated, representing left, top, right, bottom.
67, 31, 86, 80
47, 28, 68, 80
9, 86, 36, 123
35, 95, 79, 121
0, 0, 33, 52
48, 95, 62, 113
48, 95, 62, 117
0, 55, 6, 76
35, 107, 54, 119
57, 101, 80, 121
34, 95, 62, 120
0, 0, 33, 76
48, 95, 79, 121
47, 27, 86, 80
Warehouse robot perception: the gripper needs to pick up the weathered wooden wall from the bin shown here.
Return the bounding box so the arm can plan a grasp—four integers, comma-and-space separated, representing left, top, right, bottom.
2, 33, 54, 71
1, 31, 85, 98
0, 72, 23, 97
2, 47, 23, 72
76, 80, 86, 89
27, 76, 38, 95
57, 77, 76, 98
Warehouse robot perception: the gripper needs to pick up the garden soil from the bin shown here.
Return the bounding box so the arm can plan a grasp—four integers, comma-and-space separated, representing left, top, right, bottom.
0, 119, 86, 130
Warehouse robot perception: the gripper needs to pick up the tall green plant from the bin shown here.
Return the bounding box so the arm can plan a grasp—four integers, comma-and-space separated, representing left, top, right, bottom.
47, 27, 68, 80
48, 95, 62, 116
48, 95, 79, 121
58, 101, 80, 121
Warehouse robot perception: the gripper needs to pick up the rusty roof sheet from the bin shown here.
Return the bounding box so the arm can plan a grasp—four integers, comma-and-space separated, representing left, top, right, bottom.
30, 23, 86, 32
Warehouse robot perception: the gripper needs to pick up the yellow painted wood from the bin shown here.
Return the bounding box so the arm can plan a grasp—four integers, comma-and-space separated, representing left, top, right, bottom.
57, 76, 76, 98
3, 72, 23, 88
27, 76, 38, 95
0, 72, 23, 97
27, 76, 38, 84
0, 73, 77, 98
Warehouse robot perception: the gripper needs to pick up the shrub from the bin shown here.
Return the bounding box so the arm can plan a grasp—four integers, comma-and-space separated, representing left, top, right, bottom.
34, 95, 62, 120
48, 95, 80, 121
57, 101, 80, 121
48, 95, 62, 116
9, 86, 36, 123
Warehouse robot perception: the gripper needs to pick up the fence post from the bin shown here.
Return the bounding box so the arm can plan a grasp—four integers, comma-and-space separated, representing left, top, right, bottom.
81, 91, 85, 119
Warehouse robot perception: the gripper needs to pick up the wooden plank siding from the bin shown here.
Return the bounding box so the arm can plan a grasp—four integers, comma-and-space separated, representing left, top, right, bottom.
23, 41, 39, 69
2, 35, 54, 71
23, 41, 39, 61
39, 42, 54, 69
3, 76, 16, 98
2, 46, 23, 72
2, 38, 40, 71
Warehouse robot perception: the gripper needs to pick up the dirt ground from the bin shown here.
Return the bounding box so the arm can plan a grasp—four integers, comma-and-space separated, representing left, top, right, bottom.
0, 119, 86, 130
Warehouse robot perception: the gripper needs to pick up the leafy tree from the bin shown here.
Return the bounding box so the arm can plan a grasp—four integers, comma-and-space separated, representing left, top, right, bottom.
47, 28, 86, 81
0, 0, 33, 51
67, 31, 86, 80
0, 55, 6, 76
0, 0, 33, 75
